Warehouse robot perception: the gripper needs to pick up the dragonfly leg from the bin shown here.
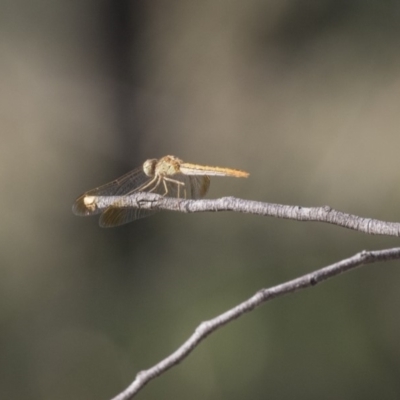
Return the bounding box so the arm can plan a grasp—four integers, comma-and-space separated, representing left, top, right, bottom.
126, 175, 158, 195
162, 178, 169, 196
148, 176, 162, 193
163, 177, 185, 197
177, 181, 186, 199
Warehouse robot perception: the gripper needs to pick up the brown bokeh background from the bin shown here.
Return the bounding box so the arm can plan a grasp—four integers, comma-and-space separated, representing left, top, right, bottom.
2, 1, 400, 399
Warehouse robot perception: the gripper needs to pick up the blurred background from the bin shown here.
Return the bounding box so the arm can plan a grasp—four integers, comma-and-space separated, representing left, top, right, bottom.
1, 1, 400, 399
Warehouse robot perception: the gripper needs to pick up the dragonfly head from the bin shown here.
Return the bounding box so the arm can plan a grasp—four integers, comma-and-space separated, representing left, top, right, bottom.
143, 159, 158, 177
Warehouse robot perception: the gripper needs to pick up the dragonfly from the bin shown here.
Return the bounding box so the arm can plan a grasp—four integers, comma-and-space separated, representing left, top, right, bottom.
72, 155, 249, 227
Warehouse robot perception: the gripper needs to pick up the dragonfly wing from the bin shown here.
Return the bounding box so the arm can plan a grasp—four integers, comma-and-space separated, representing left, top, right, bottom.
98, 175, 164, 226
188, 175, 210, 198
72, 167, 149, 216
99, 175, 210, 226
99, 207, 159, 227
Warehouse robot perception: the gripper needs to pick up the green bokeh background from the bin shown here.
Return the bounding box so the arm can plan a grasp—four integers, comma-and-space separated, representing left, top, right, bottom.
1, 1, 400, 399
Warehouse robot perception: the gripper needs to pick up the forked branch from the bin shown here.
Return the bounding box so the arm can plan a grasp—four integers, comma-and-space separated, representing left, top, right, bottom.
110, 247, 400, 400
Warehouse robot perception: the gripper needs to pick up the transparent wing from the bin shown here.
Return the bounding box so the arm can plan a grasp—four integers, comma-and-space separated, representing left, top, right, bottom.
136, 174, 210, 199
188, 175, 210, 198
99, 207, 158, 227
99, 175, 210, 227
72, 167, 150, 217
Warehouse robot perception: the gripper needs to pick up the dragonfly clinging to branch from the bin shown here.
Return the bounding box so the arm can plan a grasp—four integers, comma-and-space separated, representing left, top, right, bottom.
72, 155, 249, 227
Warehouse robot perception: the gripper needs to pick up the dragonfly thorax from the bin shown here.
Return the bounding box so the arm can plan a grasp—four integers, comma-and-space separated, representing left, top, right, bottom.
155, 155, 182, 176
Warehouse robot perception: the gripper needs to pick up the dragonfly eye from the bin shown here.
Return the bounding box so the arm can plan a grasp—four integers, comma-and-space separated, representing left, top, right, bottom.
143, 159, 157, 177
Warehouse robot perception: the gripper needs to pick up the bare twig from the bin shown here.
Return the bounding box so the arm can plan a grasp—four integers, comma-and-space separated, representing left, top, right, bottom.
110, 247, 400, 400
89, 193, 400, 236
